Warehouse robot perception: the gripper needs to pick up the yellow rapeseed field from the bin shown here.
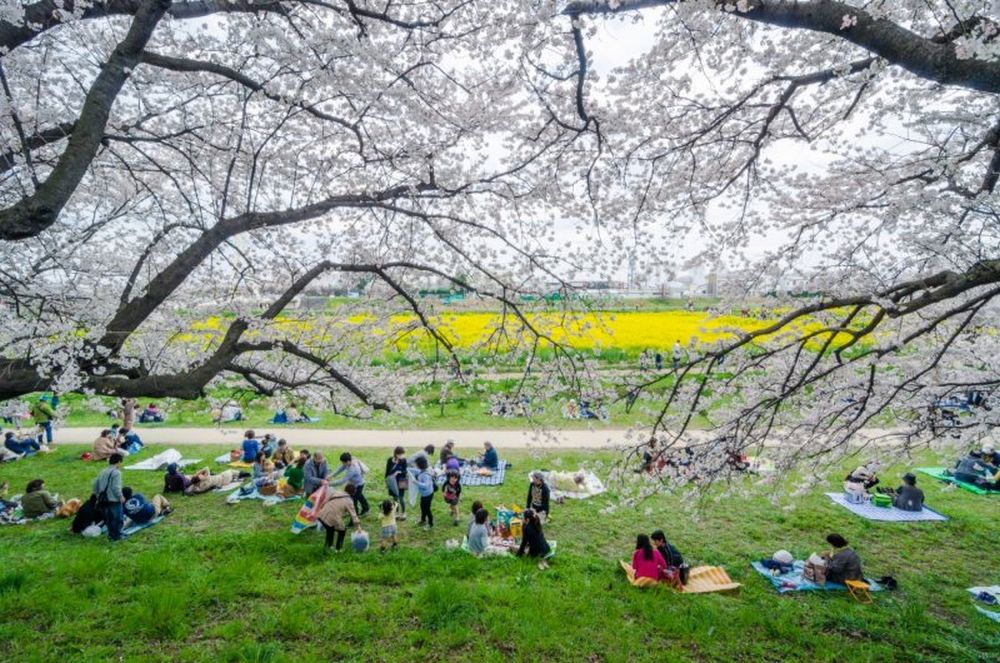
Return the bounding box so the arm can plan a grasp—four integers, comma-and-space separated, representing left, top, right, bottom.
186, 310, 772, 354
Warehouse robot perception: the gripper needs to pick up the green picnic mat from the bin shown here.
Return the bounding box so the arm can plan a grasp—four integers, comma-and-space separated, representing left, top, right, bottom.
915, 467, 997, 495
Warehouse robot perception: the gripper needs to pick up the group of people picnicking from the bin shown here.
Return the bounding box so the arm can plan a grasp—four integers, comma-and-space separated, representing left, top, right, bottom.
949, 443, 1000, 491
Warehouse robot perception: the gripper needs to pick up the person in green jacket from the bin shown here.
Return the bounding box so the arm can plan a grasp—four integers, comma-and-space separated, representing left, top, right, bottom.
21, 479, 61, 518
283, 457, 306, 495
30, 397, 56, 445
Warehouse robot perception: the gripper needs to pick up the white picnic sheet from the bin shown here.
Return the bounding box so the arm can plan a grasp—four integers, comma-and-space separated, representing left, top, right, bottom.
824, 492, 948, 522
125, 448, 201, 471
533, 470, 606, 499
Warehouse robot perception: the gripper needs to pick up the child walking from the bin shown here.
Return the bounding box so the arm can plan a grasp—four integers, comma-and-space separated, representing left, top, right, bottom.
379, 499, 398, 552
442, 470, 462, 525
408, 456, 436, 529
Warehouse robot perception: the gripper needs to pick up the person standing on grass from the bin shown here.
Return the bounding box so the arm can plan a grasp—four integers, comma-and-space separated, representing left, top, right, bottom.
408, 444, 435, 468
317, 484, 361, 553
525, 472, 550, 521
384, 446, 408, 520
92, 454, 125, 541
330, 452, 369, 517
442, 470, 462, 525
303, 451, 329, 496
516, 509, 553, 569
672, 340, 683, 370
632, 534, 667, 581
240, 430, 260, 463
408, 456, 436, 529
379, 499, 399, 552
30, 396, 56, 445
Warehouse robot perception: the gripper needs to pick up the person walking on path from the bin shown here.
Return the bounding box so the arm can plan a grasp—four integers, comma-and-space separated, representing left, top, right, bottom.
30, 396, 56, 445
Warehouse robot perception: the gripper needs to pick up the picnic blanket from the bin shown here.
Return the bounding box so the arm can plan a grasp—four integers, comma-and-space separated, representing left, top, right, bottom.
121, 515, 165, 537
916, 467, 998, 495
750, 560, 884, 593
213, 452, 253, 468
125, 448, 201, 471
291, 486, 328, 534
437, 460, 508, 487
212, 481, 244, 493
968, 586, 1000, 622
225, 485, 301, 506
824, 492, 948, 522
619, 560, 740, 593
0, 502, 56, 526
457, 536, 556, 556
533, 470, 606, 500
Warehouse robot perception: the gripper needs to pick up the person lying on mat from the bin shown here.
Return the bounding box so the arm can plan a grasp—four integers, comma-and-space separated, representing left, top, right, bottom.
632, 533, 668, 581
822, 533, 863, 584
526, 471, 550, 520
186, 468, 244, 494
163, 463, 191, 493
122, 487, 172, 525
891, 473, 924, 511
952, 452, 1000, 490
651, 530, 684, 567
21, 478, 61, 518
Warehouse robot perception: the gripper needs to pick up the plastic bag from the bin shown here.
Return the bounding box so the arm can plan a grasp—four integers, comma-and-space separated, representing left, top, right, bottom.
351, 529, 370, 552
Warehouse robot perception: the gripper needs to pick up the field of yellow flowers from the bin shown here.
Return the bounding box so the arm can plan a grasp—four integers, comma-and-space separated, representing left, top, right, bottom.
186, 310, 769, 356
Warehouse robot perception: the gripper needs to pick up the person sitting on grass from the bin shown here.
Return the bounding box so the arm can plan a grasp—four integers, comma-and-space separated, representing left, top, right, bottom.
116, 427, 143, 454
478, 441, 499, 471
93, 429, 121, 461
139, 403, 165, 423
650, 530, 684, 567
516, 509, 553, 569
952, 452, 1000, 490
122, 487, 172, 525
526, 471, 550, 521
979, 443, 1000, 467
241, 430, 260, 463
632, 533, 668, 581
273, 439, 295, 468
468, 508, 492, 556
822, 533, 863, 584
408, 456, 436, 529
892, 473, 924, 511
467, 500, 485, 539
283, 457, 306, 495
442, 470, 462, 525
163, 463, 191, 494
330, 452, 369, 517
260, 434, 277, 459
379, 499, 399, 552
316, 484, 361, 553
186, 467, 245, 495
21, 478, 61, 519
4, 431, 40, 456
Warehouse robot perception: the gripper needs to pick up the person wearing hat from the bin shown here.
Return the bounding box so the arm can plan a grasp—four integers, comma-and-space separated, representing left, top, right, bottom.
822, 533, 863, 584
892, 473, 924, 512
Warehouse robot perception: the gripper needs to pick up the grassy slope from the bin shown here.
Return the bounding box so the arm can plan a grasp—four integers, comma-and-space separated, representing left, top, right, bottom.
1, 445, 997, 662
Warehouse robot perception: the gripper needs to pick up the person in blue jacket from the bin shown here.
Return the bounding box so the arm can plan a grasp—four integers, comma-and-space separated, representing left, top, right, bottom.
122, 486, 172, 525
241, 430, 260, 463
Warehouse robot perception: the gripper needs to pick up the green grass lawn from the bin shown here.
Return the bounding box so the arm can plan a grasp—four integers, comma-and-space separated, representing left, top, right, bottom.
1, 445, 997, 662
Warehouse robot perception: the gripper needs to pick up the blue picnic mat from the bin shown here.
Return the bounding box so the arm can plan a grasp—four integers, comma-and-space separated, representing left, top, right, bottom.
750, 560, 883, 593
824, 493, 948, 522
122, 515, 165, 537
436, 460, 507, 487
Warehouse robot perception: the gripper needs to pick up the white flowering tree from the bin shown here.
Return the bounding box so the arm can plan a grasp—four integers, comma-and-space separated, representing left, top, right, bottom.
556, 1, 1000, 489
2, 1, 999, 487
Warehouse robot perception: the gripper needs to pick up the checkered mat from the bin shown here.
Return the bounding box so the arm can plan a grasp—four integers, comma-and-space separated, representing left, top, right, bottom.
437, 460, 507, 487
824, 493, 948, 521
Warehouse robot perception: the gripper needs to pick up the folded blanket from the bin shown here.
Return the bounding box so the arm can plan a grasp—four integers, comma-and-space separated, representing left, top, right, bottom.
213, 453, 253, 467
750, 560, 883, 593
824, 492, 948, 522
125, 448, 201, 471
916, 467, 998, 495
619, 560, 740, 593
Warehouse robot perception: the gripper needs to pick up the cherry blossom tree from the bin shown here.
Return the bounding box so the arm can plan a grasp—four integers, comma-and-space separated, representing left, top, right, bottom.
556, 1, 1000, 488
